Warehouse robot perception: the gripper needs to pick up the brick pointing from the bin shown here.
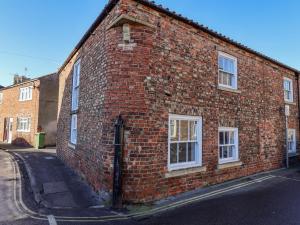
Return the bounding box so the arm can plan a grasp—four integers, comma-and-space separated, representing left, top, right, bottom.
57, 0, 299, 203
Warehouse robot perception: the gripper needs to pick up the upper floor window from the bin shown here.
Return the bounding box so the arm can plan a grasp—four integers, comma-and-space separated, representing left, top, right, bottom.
168, 114, 202, 171
283, 77, 293, 102
17, 117, 31, 132
0, 93, 3, 104
219, 127, 239, 164
71, 60, 81, 111
19, 87, 33, 101
218, 52, 238, 90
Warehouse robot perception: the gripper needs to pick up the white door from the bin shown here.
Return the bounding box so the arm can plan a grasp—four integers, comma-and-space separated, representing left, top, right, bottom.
288, 129, 296, 154
7, 118, 13, 144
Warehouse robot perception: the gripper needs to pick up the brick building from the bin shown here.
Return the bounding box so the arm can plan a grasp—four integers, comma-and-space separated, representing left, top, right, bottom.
0, 73, 58, 146
57, 0, 300, 203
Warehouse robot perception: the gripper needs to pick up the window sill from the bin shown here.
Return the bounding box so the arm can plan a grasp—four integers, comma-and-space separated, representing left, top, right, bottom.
70, 109, 79, 115
288, 152, 298, 157
165, 166, 207, 178
217, 161, 242, 170
19, 99, 32, 102
68, 142, 76, 150
218, 86, 241, 94
284, 101, 296, 105
17, 130, 31, 133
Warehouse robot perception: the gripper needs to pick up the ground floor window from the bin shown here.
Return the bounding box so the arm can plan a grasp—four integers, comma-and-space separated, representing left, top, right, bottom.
219, 127, 239, 164
168, 114, 202, 170
17, 117, 31, 132
70, 114, 77, 145
288, 129, 296, 153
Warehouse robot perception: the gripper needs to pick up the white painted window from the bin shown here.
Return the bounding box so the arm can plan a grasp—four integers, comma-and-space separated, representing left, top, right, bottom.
71, 60, 81, 111
0, 93, 3, 104
288, 129, 296, 153
168, 114, 202, 171
283, 77, 293, 102
19, 87, 33, 101
218, 52, 238, 90
17, 117, 31, 132
219, 127, 239, 164
70, 114, 77, 145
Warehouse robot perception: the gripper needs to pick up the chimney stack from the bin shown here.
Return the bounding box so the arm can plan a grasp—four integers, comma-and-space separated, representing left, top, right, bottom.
13, 74, 30, 85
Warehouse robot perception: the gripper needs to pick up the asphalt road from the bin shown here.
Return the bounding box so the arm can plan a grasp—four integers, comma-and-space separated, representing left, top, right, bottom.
1, 148, 300, 225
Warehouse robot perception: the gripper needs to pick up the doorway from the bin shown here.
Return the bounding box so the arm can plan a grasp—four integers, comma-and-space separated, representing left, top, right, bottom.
3, 118, 13, 144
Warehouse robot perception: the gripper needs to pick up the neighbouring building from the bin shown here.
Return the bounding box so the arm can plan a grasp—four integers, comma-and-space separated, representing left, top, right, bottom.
57, 0, 300, 203
0, 73, 58, 147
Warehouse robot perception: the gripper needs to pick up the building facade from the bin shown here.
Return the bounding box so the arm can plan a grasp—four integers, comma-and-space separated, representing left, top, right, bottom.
57, 0, 300, 203
0, 73, 58, 147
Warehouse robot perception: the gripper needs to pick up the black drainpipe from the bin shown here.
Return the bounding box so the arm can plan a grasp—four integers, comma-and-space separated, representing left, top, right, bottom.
112, 115, 124, 209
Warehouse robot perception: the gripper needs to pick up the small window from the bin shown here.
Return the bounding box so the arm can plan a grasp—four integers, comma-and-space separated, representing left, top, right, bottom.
71, 60, 81, 111
283, 77, 293, 102
288, 129, 296, 153
17, 117, 31, 132
19, 87, 33, 101
70, 114, 77, 145
218, 52, 238, 90
168, 114, 202, 171
0, 93, 3, 104
219, 127, 239, 164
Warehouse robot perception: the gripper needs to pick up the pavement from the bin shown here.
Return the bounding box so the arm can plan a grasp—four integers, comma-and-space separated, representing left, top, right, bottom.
1, 144, 300, 225
10, 147, 102, 209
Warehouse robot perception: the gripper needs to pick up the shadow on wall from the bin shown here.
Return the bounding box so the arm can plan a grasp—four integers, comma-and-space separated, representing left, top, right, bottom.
12, 138, 32, 147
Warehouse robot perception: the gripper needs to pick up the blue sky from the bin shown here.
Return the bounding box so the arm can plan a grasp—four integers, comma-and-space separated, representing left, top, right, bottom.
0, 0, 299, 86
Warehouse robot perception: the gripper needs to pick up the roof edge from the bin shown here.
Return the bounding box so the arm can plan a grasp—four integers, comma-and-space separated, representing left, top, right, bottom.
0, 73, 57, 91
58, 0, 299, 74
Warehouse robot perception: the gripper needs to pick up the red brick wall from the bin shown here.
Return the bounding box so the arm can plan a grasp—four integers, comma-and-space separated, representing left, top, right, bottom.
0, 80, 40, 146
57, 3, 123, 194
57, 0, 299, 203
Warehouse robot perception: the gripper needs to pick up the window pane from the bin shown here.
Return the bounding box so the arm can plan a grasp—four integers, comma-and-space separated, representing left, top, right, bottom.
219, 132, 224, 145
178, 143, 187, 163
229, 146, 233, 157
224, 131, 229, 144
218, 56, 224, 70
223, 146, 228, 158
170, 143, 177, 164
188, 142, 196, 162
170, 120, 179, 142
229, 131, 234, 144
219, 146, 223, 159
190, 121, 197, 141
180, 120, 189, 141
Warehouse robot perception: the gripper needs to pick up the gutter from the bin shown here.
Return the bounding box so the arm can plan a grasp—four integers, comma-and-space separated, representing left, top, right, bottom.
0, 73, 56, 91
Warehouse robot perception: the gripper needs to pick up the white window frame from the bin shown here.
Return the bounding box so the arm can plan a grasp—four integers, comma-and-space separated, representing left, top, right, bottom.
288, 129, 296, 153
0, 93, 3, 104
70, 114, 77, 145
218, 52, 238, 90
283, 77, 293, 103
168, 114, 202, 171
71, 60, 81, 111
218, 127, 239, 164
19, 86, 33, 101
17, 117, 31, 132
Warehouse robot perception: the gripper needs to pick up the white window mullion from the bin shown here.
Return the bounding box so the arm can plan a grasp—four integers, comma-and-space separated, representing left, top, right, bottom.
219, 127, 239, 164
284, 77, 293, 102
168, 115, 202, 171
218, 52, 237, 90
